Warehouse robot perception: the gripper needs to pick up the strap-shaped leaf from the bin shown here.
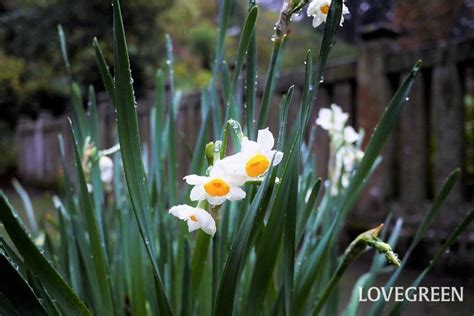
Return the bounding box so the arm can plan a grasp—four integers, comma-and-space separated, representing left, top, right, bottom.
165, 34, 178, 205
0, 192, 91, 315
92, 37, 116, 107
256, 37, 286, 130
213, 163, 277, 316
111, 0, 173, 314
69, 120, 114, 315
389, 209, 474, 316
245, 3, 258, 139
302, 0, 342, 130
0, 250, 47, 315
224, 5, 259, 122
368, 168, 460, 316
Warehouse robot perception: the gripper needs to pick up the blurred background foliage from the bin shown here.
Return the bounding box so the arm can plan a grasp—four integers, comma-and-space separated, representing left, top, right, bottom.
0, 0, 472, 178
0, 0, 357, 122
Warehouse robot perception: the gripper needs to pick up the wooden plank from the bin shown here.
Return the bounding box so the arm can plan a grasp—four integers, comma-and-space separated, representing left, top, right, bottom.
399, 72, 427, 207
431, 62, 464, 202
355, 38, 396, 217
333, 81, 354, 122
385, 37, 474, 73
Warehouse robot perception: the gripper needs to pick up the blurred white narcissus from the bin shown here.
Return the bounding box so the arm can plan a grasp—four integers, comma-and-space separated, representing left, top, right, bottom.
99, 156, 114, 184
316, 103, 349, 133
184, 159, 246, 206
343, 126, 360, 143
307, 0, 350, 28
223, 128, 283, 181
316, 104, 365, 196
169, 204, 216, 236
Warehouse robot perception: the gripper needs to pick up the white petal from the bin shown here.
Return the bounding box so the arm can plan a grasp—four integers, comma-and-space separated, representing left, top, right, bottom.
99, 156, 114, 183
331, 104, 349, 130
190, 186, 206, 201
307, 1, 318, 16
169, 204, 195, 220
312, 16, 323, 28
201, 221, 216, 236
240, 137, 259, 154
99, 156, 113, 169
316, 108, 333, 130
257, 128, 275, 151
209, 159, 228, 178
271, 151, 284, 166
342, 3, 350, 14
184, 174, 209, 185
227, 187, 246, 201
343, 126, 360, 143
218, 155, 248, 185
187, 220, 201, 232
220, 154, 244, 174
207, 196, 227, 206
195, 209, 216, 236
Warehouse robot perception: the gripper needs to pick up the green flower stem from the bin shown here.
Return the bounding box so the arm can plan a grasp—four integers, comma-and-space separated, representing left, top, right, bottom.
208, 203, 221, 312
257, 38, 285, 130
257, 0, 296, 131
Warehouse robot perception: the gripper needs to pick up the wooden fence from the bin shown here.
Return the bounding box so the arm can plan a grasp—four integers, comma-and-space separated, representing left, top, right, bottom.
16, 27, 474, 262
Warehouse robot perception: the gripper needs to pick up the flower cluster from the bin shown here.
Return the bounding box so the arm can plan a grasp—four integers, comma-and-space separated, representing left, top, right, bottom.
169, 128, 283, 236
316, 104, 364, 196
307, 0, 350, 29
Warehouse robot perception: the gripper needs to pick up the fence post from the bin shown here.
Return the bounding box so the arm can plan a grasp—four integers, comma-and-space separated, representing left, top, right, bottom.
431, 47, 464, 203
33, 112, 53, 183
16, 117, 31, 180
399, 72, 428, 209
356, 23, 400, 217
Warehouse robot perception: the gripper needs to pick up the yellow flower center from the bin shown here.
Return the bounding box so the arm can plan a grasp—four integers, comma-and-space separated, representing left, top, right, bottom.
190, 215, 198, 222
204, 179, 230, 196
320, 4, 330, 14
246, 154, 270, 177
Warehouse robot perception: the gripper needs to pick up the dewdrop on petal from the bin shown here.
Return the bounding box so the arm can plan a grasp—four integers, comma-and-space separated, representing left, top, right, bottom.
307, 0, 350, 29
221, 128, 283, 180
169, 204, 216, 236
184, 159, 246, 206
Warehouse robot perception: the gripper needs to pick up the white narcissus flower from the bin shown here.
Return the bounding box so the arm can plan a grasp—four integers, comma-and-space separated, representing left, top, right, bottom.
222, 128, 284, 180
307, 0, 350, 29
184, 159, 246, 206
330, 145, 364, 196
343, 126, 360, 143
169, 204, 216, 236
87, 183, 94, 193
316, 104, 348, 133
99, 156, 114, 184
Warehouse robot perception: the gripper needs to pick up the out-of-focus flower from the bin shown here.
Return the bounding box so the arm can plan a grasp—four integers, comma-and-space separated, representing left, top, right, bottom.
99, 156, 114, 184
343, 126, 360, 143
169, 204, 216, 236
316, 104, 348, 133
332, 145, 364, 193
318, 104, 365, 196
307, 0, 349, 28
184, 159, 246, 206
222, 128, 283, 180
